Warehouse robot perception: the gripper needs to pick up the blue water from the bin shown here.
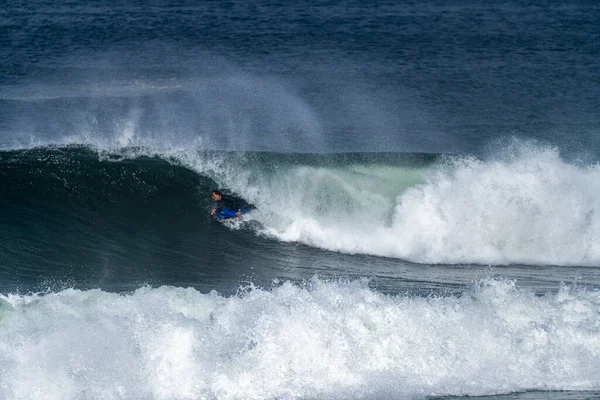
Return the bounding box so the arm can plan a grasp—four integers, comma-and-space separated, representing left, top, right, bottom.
1, 1, 600, 399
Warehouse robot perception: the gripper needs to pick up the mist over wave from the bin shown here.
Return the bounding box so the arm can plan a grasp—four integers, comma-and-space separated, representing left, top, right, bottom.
0, 65, 429, 154
1, 278, 598, 400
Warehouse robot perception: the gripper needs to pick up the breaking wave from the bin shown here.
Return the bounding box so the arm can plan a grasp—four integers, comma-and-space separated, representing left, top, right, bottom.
1, 278, 599, 399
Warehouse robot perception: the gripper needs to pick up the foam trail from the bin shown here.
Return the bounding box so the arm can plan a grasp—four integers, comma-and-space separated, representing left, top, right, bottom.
0, 278, 599, 400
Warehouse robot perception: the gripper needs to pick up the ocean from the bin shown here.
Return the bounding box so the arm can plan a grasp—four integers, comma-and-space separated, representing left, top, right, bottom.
1, 1, 600, 399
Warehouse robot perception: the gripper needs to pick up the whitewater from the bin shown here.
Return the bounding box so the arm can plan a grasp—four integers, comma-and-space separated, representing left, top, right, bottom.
244, 144, 600, 266
1, 278, 599, 400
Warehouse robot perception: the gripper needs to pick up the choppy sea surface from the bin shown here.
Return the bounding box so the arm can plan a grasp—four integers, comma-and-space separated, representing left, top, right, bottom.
1, 1, 600, 399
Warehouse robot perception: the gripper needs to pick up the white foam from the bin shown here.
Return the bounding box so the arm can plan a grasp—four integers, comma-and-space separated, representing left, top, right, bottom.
0, 278, 599, 400
244, 144, 600, 265
388, 146, 600, 265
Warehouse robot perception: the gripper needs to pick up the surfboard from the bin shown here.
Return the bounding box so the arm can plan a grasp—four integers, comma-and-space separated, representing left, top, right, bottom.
213, 207, 252, 219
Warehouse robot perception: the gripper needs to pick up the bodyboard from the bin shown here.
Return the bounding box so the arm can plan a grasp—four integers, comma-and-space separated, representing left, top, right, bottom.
214, 207, 252, 219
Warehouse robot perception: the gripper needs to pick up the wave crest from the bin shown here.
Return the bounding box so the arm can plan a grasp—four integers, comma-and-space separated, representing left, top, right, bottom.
254, 145, 600, 265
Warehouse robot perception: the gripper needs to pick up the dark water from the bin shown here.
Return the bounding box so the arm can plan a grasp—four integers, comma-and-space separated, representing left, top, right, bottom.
1, 1, 600, 399
2, 0, 600, 153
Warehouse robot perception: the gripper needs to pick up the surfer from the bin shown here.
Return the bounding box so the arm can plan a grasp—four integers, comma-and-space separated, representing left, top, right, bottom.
210, 190, 255, 217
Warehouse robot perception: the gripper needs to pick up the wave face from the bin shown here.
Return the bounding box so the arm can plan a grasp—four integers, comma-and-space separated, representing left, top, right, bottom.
2, 143, 600, 270
0, 278, 599, 400
0, 147, 215, 291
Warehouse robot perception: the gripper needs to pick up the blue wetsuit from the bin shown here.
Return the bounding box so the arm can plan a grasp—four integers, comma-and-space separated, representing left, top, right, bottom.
212, 194, 255, 214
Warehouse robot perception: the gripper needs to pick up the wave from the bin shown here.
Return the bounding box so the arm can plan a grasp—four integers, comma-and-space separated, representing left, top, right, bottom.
2, 141, 600, 267
175, 142, 600, 266
0, 278, 599, 400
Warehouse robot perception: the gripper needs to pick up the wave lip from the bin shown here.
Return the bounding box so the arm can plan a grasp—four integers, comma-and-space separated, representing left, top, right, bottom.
1, 278, 599, 399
